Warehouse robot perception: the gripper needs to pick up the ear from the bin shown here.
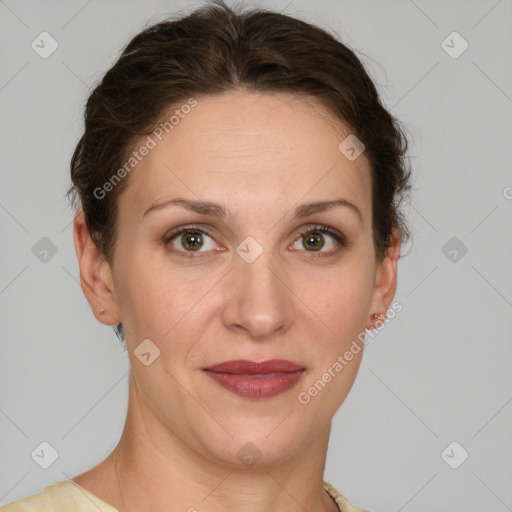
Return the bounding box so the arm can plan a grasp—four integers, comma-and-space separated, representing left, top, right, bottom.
368, 227, 401, 325
73, 211, 120, 326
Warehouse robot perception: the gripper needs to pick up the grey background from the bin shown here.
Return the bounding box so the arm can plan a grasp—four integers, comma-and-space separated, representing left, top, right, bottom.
1, 0, 511, 511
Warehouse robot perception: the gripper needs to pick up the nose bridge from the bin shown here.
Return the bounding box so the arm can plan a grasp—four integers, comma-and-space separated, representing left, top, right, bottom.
222, 239, 295, 339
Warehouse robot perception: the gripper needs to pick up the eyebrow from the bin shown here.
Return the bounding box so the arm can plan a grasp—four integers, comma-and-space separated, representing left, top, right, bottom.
143, 197, 363, 224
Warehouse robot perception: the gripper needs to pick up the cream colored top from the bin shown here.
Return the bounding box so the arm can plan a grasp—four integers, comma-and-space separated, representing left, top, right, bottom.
0, 479, 368, 512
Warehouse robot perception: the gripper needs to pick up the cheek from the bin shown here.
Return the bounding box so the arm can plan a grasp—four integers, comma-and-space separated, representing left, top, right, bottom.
298, 263, 374, 333
111, 254, 167, 336
115, 255, 215, 342
296, 273, 370, 411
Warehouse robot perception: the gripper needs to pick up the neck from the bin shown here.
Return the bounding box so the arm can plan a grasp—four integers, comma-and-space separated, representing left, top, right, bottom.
89, 371, 339, 512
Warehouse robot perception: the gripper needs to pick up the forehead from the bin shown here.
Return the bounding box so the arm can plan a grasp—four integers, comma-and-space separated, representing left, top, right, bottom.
118, 91, 372, 221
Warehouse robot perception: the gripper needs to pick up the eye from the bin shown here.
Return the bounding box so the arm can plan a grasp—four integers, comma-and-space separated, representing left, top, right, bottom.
291, 224, 348, 257
163, 223, 349, 259
163, 225, 220, 257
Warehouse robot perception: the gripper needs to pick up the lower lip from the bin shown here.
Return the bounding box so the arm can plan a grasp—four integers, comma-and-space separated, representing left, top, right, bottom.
203, 370, 305, 399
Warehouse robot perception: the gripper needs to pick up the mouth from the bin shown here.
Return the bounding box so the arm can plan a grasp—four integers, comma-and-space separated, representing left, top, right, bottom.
202, 359, 306, 399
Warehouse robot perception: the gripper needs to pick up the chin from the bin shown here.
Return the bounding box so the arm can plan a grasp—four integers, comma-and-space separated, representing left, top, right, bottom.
195, 419, 310, 469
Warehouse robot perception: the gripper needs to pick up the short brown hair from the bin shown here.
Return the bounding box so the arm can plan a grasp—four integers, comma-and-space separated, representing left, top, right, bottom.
67, 0, 413, 343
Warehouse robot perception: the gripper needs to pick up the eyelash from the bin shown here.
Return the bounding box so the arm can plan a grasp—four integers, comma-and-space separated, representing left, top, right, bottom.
163, 224, 349, 259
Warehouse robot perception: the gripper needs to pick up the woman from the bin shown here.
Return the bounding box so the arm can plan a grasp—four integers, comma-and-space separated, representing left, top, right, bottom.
1, 1, 412, 510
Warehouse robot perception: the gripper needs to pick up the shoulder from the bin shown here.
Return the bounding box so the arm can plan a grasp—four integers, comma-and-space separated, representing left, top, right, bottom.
0, 489, 45, 511
0, 479, 118, 512
323, 481, 371, 512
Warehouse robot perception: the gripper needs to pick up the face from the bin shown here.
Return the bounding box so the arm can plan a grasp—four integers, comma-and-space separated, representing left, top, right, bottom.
78, 90, 398, 467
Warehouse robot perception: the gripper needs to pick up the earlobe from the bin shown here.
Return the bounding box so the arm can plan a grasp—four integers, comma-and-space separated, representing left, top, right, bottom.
367, 228, 401, 327
73, 211, 120, 326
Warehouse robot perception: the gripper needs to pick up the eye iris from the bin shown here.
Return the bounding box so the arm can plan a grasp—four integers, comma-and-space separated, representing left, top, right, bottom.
303, 232, 324, 251
182, 231, 203, 251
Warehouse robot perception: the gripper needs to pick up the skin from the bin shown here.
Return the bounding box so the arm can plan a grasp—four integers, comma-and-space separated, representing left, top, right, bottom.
72, 90, 401, 512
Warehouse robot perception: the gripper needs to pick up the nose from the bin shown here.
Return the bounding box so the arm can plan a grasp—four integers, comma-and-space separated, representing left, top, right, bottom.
221, 245, 295, 340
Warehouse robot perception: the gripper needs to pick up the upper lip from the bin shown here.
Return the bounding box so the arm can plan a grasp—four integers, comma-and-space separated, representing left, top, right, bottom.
203, 359, 305, 374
